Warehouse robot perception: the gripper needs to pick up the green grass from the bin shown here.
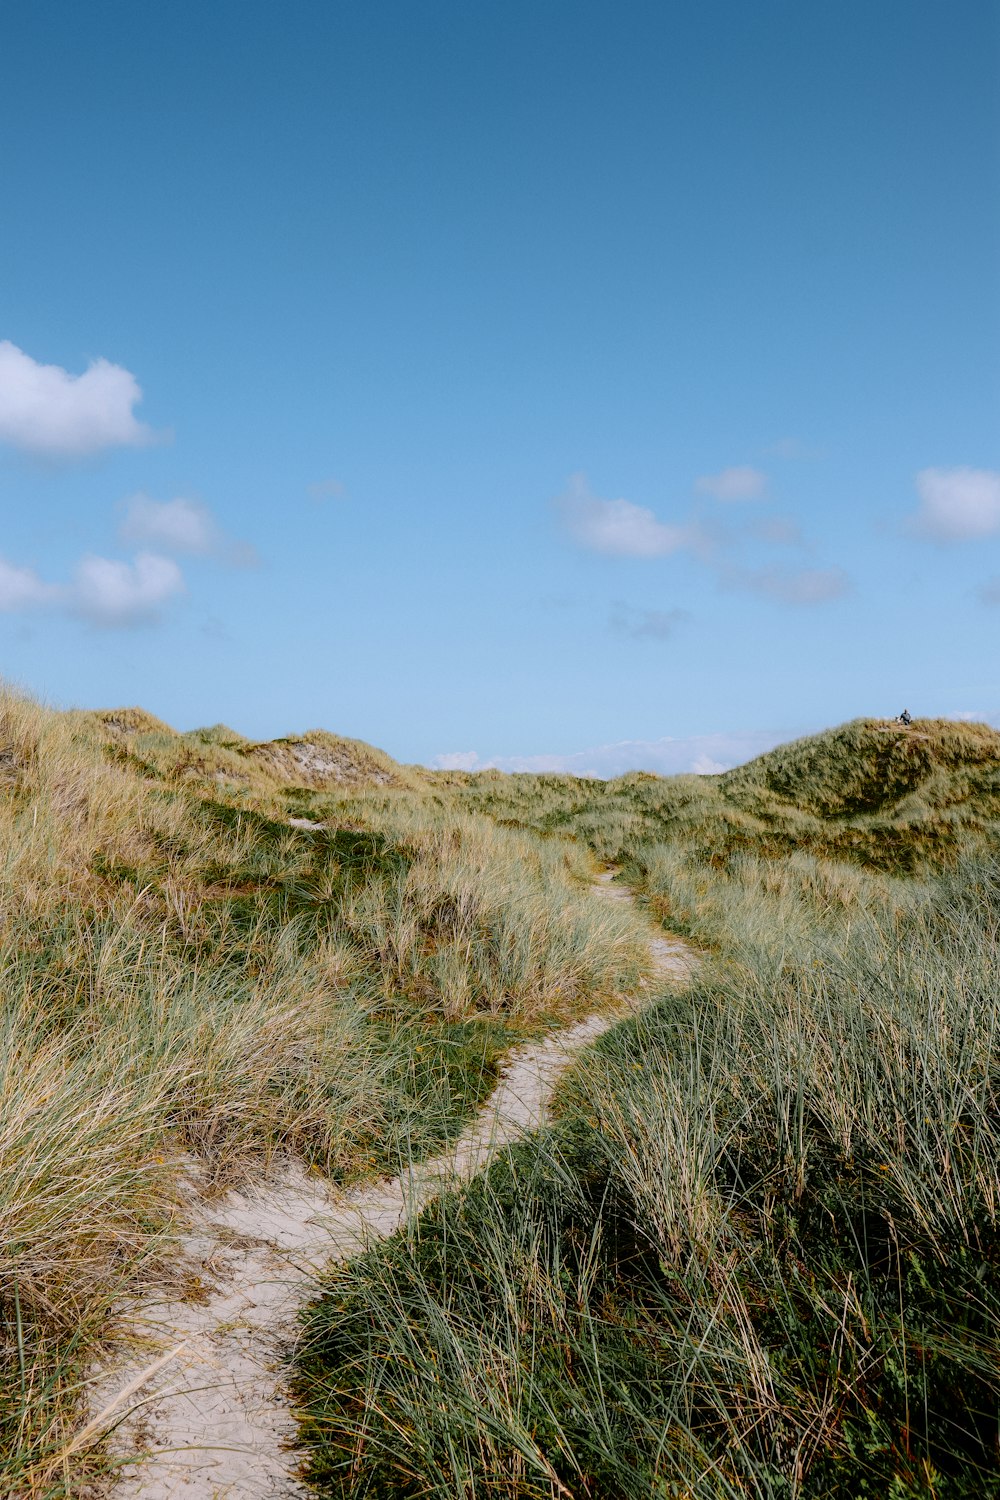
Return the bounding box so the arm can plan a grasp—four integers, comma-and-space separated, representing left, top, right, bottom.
295, 724, 1000, 1498
441, 717, 1000, 873
6, 696, 1000, 1494
0, 690, 649, 1494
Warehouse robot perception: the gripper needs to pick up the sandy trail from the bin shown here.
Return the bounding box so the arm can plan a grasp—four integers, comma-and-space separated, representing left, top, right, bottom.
87, 874, 695, 1499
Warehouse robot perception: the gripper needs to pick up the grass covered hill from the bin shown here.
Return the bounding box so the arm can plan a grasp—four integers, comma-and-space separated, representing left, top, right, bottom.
446, 717, 1000, 872
71, 703, 423, 793
296, 717, 1000, 1500
4, 695, 1000, 1496
0, 689, 650, 1495
724, 717, 1000, 819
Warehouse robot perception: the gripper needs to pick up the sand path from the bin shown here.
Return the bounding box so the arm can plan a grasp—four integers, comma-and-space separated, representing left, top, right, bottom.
87, 873, 695, 1498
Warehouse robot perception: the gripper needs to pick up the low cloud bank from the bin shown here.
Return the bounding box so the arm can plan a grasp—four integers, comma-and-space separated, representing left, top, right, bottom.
430, 730, 788, 779
432, 714, 1000, 780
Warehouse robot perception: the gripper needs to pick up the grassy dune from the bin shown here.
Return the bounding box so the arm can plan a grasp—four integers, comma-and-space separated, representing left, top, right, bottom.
444, 716, 1000, 872
5, 702, 1000, 1494
0, 691, 649, 1495
295, 720, 1000, 1498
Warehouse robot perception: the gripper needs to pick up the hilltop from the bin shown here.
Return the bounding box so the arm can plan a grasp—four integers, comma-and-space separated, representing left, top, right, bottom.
448, 717, 1000, 871
721, 715, 1000, 819
64, 711, 1000, 870
70, 704, 422, 797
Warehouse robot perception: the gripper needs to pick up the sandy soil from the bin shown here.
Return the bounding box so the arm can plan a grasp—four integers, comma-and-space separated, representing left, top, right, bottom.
87, 874, 695, 1498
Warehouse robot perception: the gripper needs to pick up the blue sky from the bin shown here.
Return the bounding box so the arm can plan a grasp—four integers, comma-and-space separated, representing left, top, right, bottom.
1, 1, 997, 774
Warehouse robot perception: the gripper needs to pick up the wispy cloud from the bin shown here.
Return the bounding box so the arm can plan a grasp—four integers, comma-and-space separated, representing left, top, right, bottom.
979, 578, 1000, 605
908, 467, 1000, 542
0, 549, 184, 627
120, 494, 258, 567
765, 437, 827, 461
746, 515, 802, 546
694, 466, 767, 501
0, 558, 60, 612
556, 473, 693, 558
554, 470, 847, 608
307, 478, 348, 502
70, 553, 185, 625
0, 341, 162, 457
429, 729, 787, 779
609, 601, 688, 640
724, 564, 850, 605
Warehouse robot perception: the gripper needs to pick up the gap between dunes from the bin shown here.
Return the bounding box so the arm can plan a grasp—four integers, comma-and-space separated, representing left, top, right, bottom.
85, 871, 697, 1499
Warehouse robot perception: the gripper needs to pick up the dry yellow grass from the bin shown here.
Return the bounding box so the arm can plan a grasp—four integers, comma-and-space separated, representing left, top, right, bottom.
0, 687, 651, 1493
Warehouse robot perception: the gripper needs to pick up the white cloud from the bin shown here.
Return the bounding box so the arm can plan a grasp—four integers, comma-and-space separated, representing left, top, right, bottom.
909, 467, 1000, 542
119, 494, 257, 567
70, 552, 185, 625
429, 730, 787, 779
0, 558, 59, 612
609, 601, 688, 640
0, 549, 184, 627
433, 751, 481, 771
727, 564, 850, 605
690, 753, 728, 775
121, 495, 215, 553
553, 470, 845, 606
556, 473, 691, 557
695, 466, 767, 501
0, 341, 160, 457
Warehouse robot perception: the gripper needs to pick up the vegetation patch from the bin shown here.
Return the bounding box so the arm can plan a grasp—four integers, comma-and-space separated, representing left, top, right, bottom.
296, 722, 1000, 1498
6, 697, 1000, 1493
444, 718, 1000, 873
0, 690, 647, 1494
